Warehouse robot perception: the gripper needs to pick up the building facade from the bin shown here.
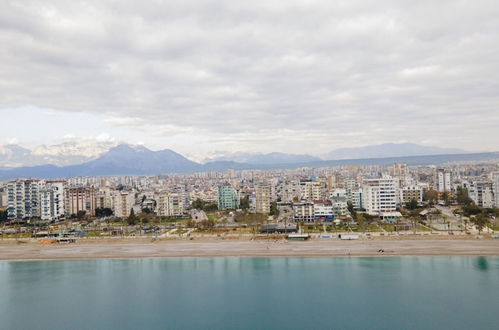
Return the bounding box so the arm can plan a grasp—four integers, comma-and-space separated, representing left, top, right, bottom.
217, 183, 239, 210
255, 182, 271, 214
156, 192, 184, 217
65, 187, 97, 216
7, 179, 43, 220
362, 176, 397, 214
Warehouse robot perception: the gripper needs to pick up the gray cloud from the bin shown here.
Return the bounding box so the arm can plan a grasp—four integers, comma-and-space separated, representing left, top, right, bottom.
1, 0, 499, 153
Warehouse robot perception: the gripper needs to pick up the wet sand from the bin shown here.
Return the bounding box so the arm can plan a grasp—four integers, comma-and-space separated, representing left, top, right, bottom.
1, 238, 498, 260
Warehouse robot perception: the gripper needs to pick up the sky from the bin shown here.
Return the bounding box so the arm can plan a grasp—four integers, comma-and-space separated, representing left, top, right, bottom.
1, 0, 499, 160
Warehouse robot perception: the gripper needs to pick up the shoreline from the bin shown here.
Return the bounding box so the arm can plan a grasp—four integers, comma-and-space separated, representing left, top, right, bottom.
1, 238, 498, 261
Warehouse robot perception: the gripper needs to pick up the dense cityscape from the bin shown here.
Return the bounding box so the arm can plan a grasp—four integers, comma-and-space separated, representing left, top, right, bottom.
2, 160, 498, 240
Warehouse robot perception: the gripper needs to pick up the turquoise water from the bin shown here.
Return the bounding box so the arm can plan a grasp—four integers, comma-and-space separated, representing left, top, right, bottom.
1, 257, 498, 329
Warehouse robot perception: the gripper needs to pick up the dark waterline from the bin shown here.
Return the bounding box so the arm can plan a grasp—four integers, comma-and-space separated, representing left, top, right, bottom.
1, 257, 498, 330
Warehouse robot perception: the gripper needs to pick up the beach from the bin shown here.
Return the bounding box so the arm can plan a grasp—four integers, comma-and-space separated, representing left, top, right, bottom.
1, 237, 498, 260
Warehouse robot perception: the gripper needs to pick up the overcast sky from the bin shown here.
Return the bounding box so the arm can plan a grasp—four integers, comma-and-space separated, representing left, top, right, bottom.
1, 0, 499, 159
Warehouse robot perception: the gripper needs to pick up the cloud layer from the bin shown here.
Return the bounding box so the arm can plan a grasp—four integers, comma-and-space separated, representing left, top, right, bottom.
1, 0, 499, 154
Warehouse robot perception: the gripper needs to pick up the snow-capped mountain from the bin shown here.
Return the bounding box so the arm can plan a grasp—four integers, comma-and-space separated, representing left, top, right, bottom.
0, 141, 118, 167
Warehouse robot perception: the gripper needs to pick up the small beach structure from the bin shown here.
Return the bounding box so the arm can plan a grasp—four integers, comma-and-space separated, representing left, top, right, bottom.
287, 233, 310, 241
339, 234, 360, 240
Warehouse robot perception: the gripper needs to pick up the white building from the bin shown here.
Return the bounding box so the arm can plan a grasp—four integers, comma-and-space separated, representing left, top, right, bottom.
313, 200, 334, 221
113, 191, 135, 218
464, 181, 494, 208
156, 192, 184, 217
331, 197, 349, 217
362, 176, 397, 214
40, 181, 65, 221
437, 169, 451, 192
329, 189, 346, 199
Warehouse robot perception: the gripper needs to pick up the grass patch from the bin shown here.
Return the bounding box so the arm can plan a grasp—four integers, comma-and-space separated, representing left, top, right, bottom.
380, 224, 396, 232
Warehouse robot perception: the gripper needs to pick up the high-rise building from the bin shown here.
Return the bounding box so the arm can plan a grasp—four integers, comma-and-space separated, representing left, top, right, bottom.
217, 183, 239, 210
156, 192, 184, 217
40, 181, 65, 221
113, 191, 135, 218
65, 187, 97, 216
491, 172, 499, 207
255, 182, 271, 214
7, 179, 43, 220
437, 169, 451, 192
362, 176, 397, 214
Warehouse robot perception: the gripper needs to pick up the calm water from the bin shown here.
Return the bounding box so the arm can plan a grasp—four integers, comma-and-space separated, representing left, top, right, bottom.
1, 257, 498, 330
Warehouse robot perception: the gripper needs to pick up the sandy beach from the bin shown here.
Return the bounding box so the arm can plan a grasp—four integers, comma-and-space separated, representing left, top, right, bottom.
1, 237, 498, 260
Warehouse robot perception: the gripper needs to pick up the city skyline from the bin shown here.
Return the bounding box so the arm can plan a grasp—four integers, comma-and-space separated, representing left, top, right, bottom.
1, 1, 499, 158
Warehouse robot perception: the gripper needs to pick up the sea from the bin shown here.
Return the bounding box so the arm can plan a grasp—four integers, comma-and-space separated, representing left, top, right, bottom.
0, 257, 498, 329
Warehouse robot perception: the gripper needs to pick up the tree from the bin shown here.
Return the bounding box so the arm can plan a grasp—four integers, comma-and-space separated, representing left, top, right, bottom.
126, 209, 137, 225
239, 196, 250, 210
455, 187, 473, 206
441, 191, 450, 205
0, 210, 7, 222
424, 189, 438, 205
142, 207, 152, 214
96, 208, 113, 217
192, 198, 204, 210
405, 198, 419, 210
269, 202, 279, 216
462, 203, 481, 217
472, 214, 491, 235
191, 198, 217, 211
76, 210, 86, 220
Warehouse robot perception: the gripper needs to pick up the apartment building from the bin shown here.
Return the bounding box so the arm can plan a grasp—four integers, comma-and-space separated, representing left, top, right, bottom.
437, 169, 452, 192
399, 186, 423, 205
299, 180, 325, 201
362, 176, 397, 214
292, 201, 314, 222
40, 181, 65, 221
113, 191, 135, 218
217, 183, 239, 210
65, 187, 97, 216
464, 181, 494, 208
7, 179, 43, 220
255, 182, 271, 214
491, 172, 499, 207
156, 192, 184, 217
313, 200, 334, 221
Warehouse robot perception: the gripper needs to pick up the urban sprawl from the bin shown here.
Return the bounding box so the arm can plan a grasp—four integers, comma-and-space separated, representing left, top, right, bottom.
1, 162, 499, 239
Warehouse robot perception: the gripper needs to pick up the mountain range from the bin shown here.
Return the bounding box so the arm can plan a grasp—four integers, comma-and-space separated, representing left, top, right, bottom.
0, 143, 497, 180
0, 141, 470, 169
321, 143, 467, 160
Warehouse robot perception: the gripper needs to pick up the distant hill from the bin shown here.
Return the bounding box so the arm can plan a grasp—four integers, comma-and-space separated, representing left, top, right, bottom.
322, 143, 468, 160
205, 152, 321, 164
